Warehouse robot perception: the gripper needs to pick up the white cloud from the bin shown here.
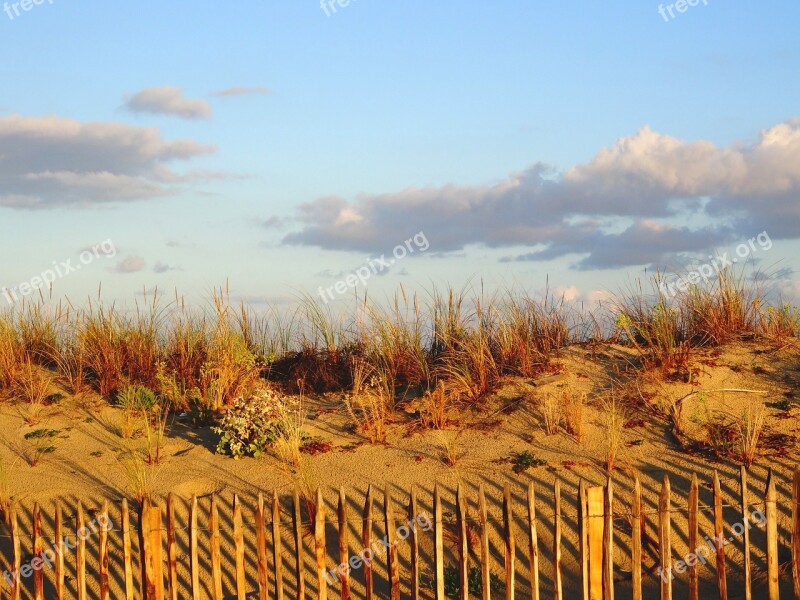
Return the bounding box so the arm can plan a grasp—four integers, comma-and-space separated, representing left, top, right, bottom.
209, 86, 270, 97
124, 86, 212, 120
0, 114, 215, 209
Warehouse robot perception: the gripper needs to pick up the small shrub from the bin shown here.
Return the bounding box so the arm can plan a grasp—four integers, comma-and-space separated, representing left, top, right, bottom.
443, 565, 504, 598
213, 387, 300, 458
510, 450, 547, 474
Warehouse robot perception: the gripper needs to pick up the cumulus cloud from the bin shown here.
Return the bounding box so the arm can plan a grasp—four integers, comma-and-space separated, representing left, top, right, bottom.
114, 256, 146, 274
124, 86, 212, 120
209, 86, 270, 97
0, 114, 215, 209
280, 119, 800, 270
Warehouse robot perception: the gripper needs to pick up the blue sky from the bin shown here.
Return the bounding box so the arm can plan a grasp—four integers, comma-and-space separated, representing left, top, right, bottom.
1, 0, 799, 309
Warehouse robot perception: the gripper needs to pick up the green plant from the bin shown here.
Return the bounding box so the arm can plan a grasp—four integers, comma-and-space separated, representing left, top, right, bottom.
510, 450, 547, 474
443, 566, 504, 598
213, 387, 300, 458
23, 428, 61, 467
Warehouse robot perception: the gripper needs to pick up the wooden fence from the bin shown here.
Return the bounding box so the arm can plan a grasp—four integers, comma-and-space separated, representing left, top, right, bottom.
2, 467, 800, 599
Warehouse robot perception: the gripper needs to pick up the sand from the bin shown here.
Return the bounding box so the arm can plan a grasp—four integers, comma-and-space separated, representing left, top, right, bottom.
0, 341, 798, 598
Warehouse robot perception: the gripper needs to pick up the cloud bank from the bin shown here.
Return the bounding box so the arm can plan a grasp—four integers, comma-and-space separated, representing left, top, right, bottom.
281, 119, 800, 270
0, 114, 215, 209
124, 86, 212, 120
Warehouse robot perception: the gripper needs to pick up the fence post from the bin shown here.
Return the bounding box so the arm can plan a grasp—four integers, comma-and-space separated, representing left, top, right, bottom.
434, 485, 445, 600
257, 493, 270, 600
503, 483, 516, 600
234, 494, 247, 600
792, 469, 800, 600
386, 484, 400, 600
713, 471, 728, 600
33, 502, 43, 600
409, 486, 420, 600
77, 501, 87, 600
121, 499, 134, 600
456, 483, 468, 600
99, 500, 110, 600
189, 496, 200, 600
478, 485, 491, 600
315, 488, 327, 600
528, 482, 540, 600
631, 477, 642, 600
55, 503, 65, 600
658, 475, 672, 600
166, 494, 178, 600
363, 485, 374, 600
741, 468, 752, 600
586, 486, 604, 600
273, 491, 285, 600
553, 480, 563, 600
338, 487, 351, 600
209, 495, 223, 600
293, 489, 305, 600
766, 469, 779, 600
688, 475, 699, 600
604, 477, 614, 600
142, 501, 165, 600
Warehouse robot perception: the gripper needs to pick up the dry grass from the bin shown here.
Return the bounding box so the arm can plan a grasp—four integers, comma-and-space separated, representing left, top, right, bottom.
537, 392, 562, 435
345, 360, 390, 444
421, 381, 450, 429
601, 393, 627, 472
562, 390, 586, 442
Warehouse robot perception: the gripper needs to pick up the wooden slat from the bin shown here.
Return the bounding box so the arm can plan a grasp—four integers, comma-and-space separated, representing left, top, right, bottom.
99, 500, 110, 600
55, 503, 65, 600
688, 474, 699, 600
138, 501, 148, 600
10, 504, 20, 600
166, 494, 178, 600
741, 468, 752, 600
385, 484, 400, 600
273, 491, 285, 600
148, 503, 165, 600
503, 483, 516, 600
658, 476, 672, 600
631, 477, 642, 600
315, 488, 327, 600
603, 477, 614, 600
409, 487, 420, 600
209, 494, 223, 600
121, 500, 134, 600
189, 496, 200, 600
338, 487, 351, 600
586, 487, 604, 600
478, 485, 491, 600
362, 485, 374, 600
257, 493, 270, 600
33, 502, 43, 600
579, 481, 588, 600
434, 485, 445, 600
293, 488, 306, 600
713, 471, 728, 600
793, 469, 800, 600
528, 482, 540, 600
77, 501, 87, 600
766, 469, 779, 600
456, 484, 468, 600
553, 480, 562, 600
234, 494, 247, 600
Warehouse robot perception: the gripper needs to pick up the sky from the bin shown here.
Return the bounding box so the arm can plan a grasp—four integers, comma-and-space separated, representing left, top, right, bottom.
1, 0, 799, 310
